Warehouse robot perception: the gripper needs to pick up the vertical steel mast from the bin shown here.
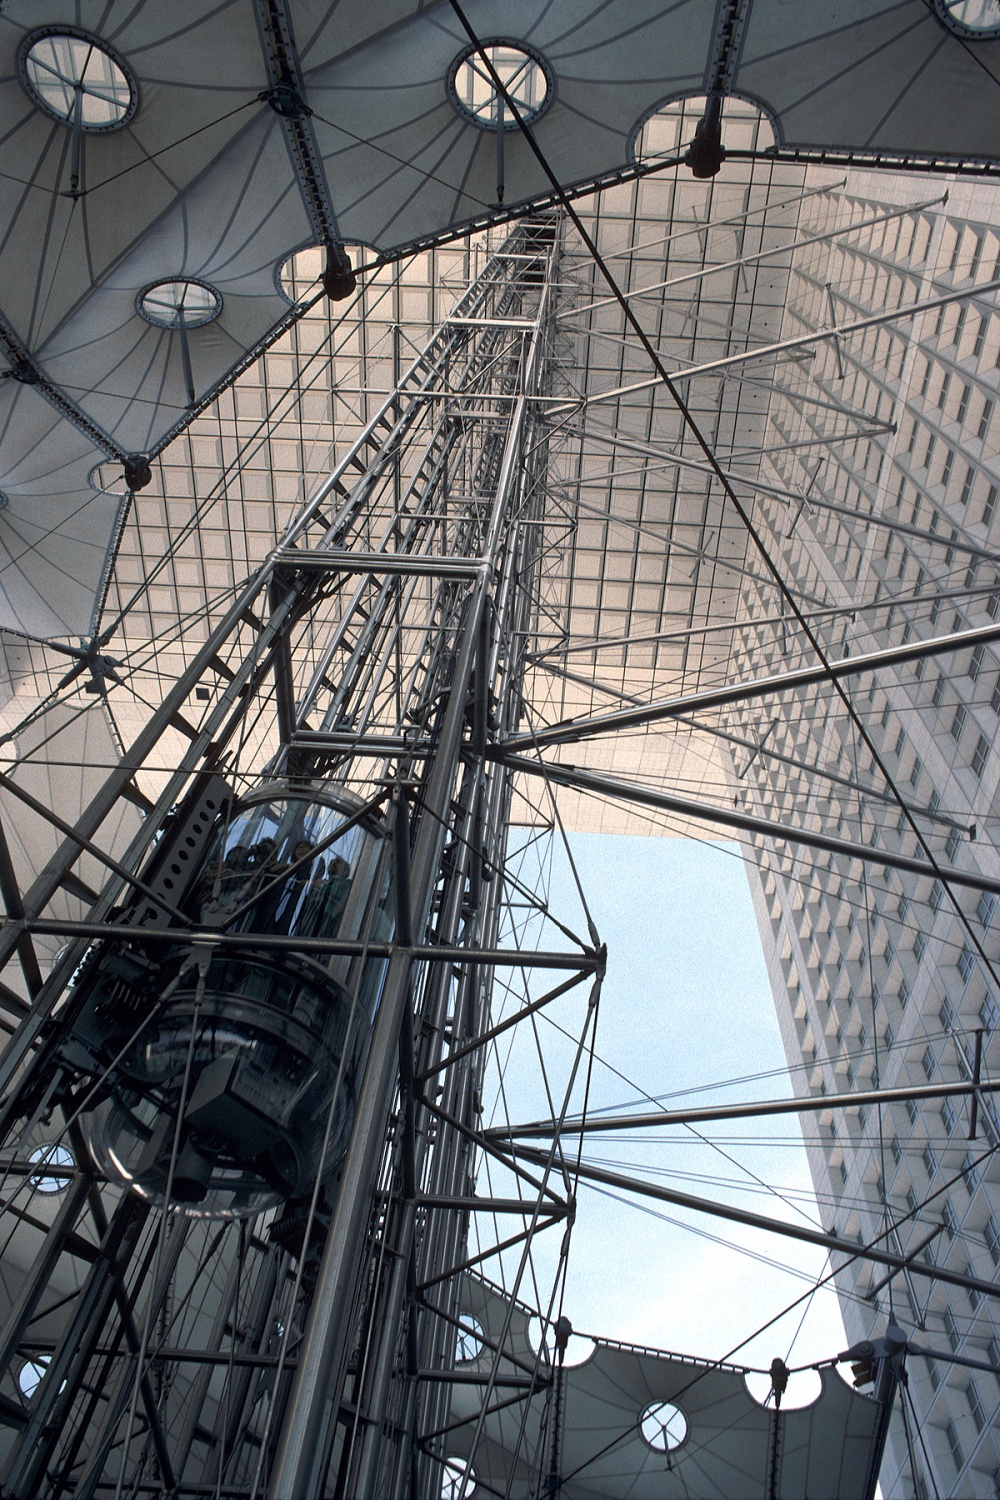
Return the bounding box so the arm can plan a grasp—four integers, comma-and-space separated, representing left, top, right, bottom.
0, 217, 601, 1499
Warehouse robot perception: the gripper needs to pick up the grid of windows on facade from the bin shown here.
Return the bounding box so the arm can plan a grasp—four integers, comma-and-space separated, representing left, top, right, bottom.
734, 178, 1000, 1497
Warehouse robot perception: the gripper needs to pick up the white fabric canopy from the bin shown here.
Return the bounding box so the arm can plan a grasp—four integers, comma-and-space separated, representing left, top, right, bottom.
449, 1276, 888, 1499
1, 0, 998, 640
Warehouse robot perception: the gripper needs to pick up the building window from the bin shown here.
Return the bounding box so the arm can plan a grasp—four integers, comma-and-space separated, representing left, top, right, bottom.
951, 704, 967, 742
986, 484, 998, 527
923, 1144, 937, 1178
972, 733, 990, 778
968, 1259, 982, 1302
960, 943, 977, 983
943, 1198, 958, 1237
980, 993, 999, 1033
970, 643, 986, 681
985, 1215, 1000, 1267
946, 826, 962, 861
930, 880, 944, 912
891, 1135, 903, 1166
980, 399, 994, 441
960, 463, 976, 507
915, 931, 927, 964
958, 383, 972, 423
978, 891, 997, 927
964, 1150, 982, 1192
942, 1098, 957, 1135
923, 1046, 938, 1080
968, 1378, 986, 1433
941, 450, 955, 489
973, 312, 988, 359
899, 978, 910, 1009
944, 1307, 961, 1352
988, 1334, 1000, 1377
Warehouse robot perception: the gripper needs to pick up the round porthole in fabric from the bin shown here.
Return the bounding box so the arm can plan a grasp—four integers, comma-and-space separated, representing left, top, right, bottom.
28, 1143, 74, 1194
934, 0, 1000, 36
440, 1456, 476, 1498
640, 1399, 688, 1451
137, 279, 223, 330
20, 28, 137, 131
448, 39, 553, 131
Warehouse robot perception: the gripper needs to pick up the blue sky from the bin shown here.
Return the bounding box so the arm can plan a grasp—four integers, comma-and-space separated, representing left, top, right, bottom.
481, 831, 848, 1398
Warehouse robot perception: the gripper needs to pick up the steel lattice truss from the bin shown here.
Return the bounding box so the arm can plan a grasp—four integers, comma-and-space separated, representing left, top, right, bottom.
0, 66, 1000, 1498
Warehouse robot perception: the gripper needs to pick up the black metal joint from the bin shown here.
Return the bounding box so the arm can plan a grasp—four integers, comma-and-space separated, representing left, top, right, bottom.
322, 245, 358, 302
123, 453, 153, 492
262, 81, 310, 119
684, 95, 726, 179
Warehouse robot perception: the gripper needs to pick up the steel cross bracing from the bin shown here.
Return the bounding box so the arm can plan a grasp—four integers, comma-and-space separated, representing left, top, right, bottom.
0, 219, 606, 1500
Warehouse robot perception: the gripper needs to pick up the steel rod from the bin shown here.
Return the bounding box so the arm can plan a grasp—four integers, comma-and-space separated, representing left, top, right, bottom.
503, 619, 1000, 751
486, 1077, 1000, 1140
499, 753, 1000, 895
501, 1145, 1000, 1302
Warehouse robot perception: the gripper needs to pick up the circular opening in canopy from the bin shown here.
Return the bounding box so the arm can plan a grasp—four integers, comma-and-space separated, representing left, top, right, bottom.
631, 93, 775, 167
449, 40, 553, 131
455, 1316, 484, 1362
28, 1143, 74, 1194
18, 1355, 50, 1400
88, 462, 130, 497
640, 1400, 688, 1451
934, 0, 1000, 35
277, 242, 369, 304
20, 28, 137, 131
441, 1456, 475, 1498
137, 279, 223, 330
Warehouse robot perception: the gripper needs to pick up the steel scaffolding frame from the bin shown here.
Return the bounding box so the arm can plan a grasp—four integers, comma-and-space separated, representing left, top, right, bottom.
0, 218, 606, 1500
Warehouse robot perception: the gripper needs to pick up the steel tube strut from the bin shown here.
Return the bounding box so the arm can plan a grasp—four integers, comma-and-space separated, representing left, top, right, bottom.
499, 753, 1000, 895
548, 276, 1000, 414
487, 1078, 1000, 1140
503, 619, 1000, 751
267, 295, 551, 1495
501, 1145, 1000, 1303
556, 193, 946, 323
565, 424, 1000, 564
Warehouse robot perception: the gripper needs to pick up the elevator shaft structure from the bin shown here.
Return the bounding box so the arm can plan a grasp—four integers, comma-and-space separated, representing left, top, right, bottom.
0, 218, 600, 1499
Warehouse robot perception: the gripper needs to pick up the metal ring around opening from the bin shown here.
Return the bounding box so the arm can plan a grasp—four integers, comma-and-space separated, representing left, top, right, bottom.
447, 38, 554, 132
136, 278, 223, 330
19, 26, 138, 132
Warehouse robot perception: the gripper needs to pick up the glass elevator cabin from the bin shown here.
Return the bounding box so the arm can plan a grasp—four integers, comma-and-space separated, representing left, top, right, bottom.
63, 781, 394, 1217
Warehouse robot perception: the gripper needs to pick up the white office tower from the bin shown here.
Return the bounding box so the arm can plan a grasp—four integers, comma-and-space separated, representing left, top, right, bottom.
734, 175, 1000, 1497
